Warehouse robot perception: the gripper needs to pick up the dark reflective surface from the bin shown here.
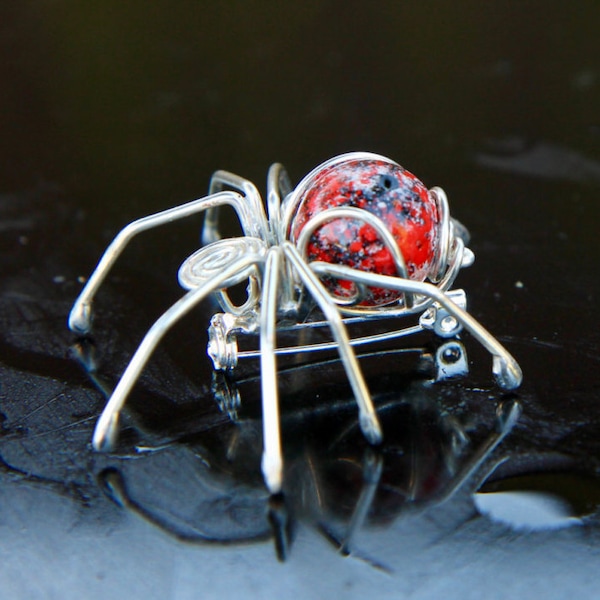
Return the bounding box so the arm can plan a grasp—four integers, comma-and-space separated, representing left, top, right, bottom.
93, 387, 521, 565
1, 2, 600, 598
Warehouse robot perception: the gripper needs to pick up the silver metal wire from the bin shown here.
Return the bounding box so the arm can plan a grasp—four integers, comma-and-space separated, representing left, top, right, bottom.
179, 237, 266, 315
91, 253, 264, 453
309, 262, 522, 389
69, 151, 522, 495
295, 206, 413, 309
68, 190, 261, 335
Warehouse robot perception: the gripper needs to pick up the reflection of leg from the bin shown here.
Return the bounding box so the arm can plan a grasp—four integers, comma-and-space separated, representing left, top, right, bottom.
283, 243, 383, 445
92, 253, 264, 452
69, 338, 113, 400
311, 263, 523, 390
340, 449, 383, 555
259, 248, 284, 494
69, 190, 257, 334
268, 493, 293, 562
433, 399, 522, 504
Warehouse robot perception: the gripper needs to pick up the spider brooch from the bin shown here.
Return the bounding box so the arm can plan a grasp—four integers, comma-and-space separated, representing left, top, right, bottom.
69, 152, 522, 494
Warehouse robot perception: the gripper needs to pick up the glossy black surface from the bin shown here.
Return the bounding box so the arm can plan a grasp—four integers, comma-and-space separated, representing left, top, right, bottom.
1, 2, 600, 598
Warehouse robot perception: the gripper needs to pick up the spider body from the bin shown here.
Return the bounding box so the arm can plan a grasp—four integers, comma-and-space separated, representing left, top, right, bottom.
69, 151, 522, 495
288, 157, 439, 305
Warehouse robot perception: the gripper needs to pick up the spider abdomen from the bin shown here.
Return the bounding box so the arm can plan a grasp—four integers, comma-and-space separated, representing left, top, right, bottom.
289, 156, 440, 306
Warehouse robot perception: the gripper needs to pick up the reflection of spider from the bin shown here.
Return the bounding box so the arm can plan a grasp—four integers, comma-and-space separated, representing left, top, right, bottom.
69, 152, 522, 494
97, 381, 522, 563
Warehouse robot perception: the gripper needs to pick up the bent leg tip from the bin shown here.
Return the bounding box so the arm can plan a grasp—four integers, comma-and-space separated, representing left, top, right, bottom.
360, 412, 383, 446
493, 356, 523, 390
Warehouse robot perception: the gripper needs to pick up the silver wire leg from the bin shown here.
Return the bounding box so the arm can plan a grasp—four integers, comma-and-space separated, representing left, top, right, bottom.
91, 254, 264, 452
266, 162, 292, 243
69, 191, 261, 335
203, 171, 268, 246
283, 242, 383, 445
260, 248, 284, 494
311, 263, 523, 390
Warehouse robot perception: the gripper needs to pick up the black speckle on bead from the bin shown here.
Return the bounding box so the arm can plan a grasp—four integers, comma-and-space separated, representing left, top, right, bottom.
378, 174, 398, 192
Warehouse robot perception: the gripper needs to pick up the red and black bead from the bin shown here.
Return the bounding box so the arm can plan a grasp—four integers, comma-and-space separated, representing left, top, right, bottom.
289, 157, 440, 306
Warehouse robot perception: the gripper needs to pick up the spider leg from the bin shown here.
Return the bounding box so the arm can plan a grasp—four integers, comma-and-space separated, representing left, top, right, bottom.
265, 162, 296, 309
69, 190, 262, 335
92, 253, 264, 452
266, 162, 292, 243
203, 170, 269, 245
310, 263, 523, 390
259, 247, 284, 494
283, 242, 383, 446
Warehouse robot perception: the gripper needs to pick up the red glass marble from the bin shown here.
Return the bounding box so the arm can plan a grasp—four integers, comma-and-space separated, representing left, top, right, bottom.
289, 157, 440, 306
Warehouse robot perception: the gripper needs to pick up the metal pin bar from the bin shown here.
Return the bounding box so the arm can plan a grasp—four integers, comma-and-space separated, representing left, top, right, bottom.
237, 324, 425, 359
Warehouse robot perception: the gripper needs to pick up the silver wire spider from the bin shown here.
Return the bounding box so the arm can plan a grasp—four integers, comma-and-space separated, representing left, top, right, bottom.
68, 152, 522, 494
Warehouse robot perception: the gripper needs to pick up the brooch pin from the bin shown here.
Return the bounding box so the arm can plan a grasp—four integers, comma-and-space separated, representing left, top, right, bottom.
69, 152, 522, 494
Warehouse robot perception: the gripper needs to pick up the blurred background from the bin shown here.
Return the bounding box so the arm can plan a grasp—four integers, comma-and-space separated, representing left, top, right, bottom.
2, 1, 598, 209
